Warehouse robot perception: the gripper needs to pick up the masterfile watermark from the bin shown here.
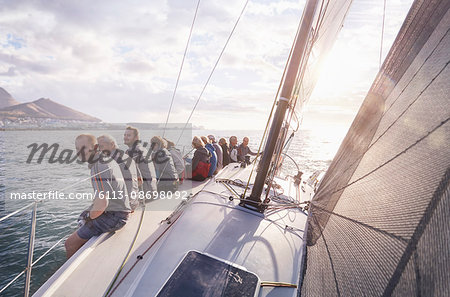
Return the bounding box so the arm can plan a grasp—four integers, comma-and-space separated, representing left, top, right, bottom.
25, 140, 170, 166
3, 124, 195, 213
9, 190, 190, 201
9, 191, 94, 200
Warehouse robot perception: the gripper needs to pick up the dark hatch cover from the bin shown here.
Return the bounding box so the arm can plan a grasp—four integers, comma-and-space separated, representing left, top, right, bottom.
157, 251, 259, 297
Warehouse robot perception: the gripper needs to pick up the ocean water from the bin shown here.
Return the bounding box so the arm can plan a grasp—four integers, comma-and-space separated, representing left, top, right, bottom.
0, 127, 346, 296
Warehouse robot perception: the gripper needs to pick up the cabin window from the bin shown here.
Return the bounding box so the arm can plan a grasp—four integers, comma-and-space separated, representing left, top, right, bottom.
156, 251, 259, 297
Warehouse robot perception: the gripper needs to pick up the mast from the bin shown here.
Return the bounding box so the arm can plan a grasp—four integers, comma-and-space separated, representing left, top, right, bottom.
246, 0, 319, 211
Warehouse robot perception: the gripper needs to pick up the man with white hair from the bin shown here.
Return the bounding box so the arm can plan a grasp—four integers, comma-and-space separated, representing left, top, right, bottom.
208, 135, 223, 173
237, 136, 258, 163
65, 134, 130, 258
97, 134, 140, 209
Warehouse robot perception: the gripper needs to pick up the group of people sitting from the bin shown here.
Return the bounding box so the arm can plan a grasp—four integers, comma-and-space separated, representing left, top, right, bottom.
185, 135, 259, 181
65, 126, 258, 258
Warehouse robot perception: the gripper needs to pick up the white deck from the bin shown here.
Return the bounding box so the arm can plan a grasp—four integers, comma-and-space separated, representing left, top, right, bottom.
33, 165, 314, 297
32, 180, 209, 297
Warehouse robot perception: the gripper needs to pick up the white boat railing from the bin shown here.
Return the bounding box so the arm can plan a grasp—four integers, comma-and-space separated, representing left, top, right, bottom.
0, 201, 66, 297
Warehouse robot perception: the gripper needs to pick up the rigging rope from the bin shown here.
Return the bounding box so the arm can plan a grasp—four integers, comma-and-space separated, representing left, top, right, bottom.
105, 181, 211, 296
0, 207, 66, 293
380, 0, 387, 69
155, 0, 250, 187
103, 204, 146, 297
241, 13, 305, 199
156, 0, 249, 186
174, 0, 250, 146
162, 0, 202, 138
262, 0, 335, 200
106, 212, 181, 297
8, 8, 207, 282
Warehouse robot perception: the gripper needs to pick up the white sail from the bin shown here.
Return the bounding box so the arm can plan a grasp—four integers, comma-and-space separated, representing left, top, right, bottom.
303, 0, 450, 295
290, 0, 353, 112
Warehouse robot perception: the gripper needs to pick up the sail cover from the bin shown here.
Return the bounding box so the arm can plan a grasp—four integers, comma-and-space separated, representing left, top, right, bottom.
302, 0, 450, 296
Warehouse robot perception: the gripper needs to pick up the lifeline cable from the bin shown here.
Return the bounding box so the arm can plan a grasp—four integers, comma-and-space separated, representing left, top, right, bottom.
174, 0, 251, 146
162, 0, 202, 138
156, 0, 250, 185
103, 204, 146, 297
106, 181, 210, 296
106, 212, 180, 297
241, 15, 303, 198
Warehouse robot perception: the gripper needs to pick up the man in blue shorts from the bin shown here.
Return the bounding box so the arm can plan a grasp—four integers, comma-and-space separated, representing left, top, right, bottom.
65, 134, 131, 258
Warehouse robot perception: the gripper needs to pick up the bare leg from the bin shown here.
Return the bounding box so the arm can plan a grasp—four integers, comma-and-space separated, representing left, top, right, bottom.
65, 230, 88, 259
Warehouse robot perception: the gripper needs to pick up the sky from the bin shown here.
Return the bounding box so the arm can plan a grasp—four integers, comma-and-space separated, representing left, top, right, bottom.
0, 0, 414, 131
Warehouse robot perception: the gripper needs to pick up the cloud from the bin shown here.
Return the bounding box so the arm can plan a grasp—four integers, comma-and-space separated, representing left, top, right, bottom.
0, 52, 56, 74
0, 0, 414, 130
0, 66, 16, 76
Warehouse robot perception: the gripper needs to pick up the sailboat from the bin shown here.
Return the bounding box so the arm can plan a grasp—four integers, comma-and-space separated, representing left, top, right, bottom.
24, 0, 450, 296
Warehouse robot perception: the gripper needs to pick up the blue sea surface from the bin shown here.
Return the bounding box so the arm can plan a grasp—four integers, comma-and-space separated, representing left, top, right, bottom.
0, 127, 345, 296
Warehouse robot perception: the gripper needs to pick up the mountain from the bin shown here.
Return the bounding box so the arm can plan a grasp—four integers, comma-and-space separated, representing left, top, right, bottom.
0, 87, 20, 108
0, 88, 101, 122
